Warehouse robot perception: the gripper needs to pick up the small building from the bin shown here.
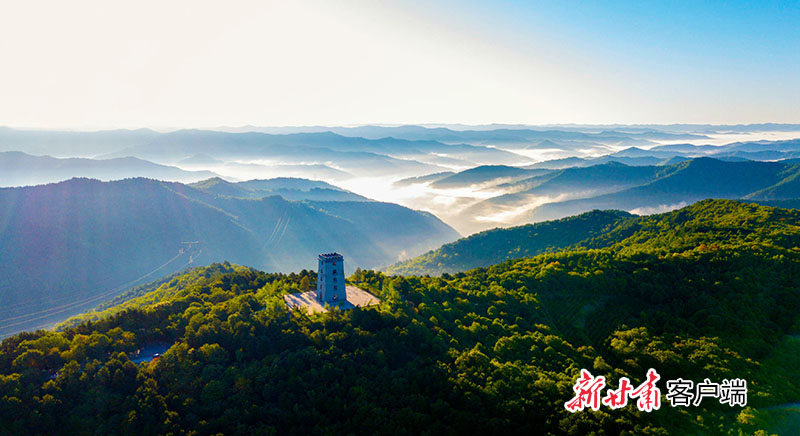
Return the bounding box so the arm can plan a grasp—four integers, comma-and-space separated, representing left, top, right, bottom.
283, 252, 380, 314
317, 252, 345, 303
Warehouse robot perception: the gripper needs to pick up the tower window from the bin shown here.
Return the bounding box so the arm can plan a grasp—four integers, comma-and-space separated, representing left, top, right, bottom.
333, 277, 337, 282
333, 269, 337, 275
334, 285, 337, 290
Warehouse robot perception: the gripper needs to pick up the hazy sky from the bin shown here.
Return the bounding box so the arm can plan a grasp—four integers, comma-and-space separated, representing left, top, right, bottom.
1, 0, 798, 128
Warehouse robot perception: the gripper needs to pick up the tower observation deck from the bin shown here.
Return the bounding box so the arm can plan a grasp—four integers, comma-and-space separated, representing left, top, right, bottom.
316, 252, 345, 303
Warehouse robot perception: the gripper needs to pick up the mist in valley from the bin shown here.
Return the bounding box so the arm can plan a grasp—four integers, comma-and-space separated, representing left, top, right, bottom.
4, 125, 800, 235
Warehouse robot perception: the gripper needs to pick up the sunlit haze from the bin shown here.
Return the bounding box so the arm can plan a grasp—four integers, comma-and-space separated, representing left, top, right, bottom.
1, 0, 798, 128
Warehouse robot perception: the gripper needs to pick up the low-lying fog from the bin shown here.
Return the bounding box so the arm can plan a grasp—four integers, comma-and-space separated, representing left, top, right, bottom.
3, 126, 800, 236
169, 130, 800, 235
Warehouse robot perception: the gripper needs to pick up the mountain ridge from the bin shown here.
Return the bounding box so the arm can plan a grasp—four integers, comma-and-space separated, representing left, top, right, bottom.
0, 151, 218, 187
387, 198, 800, 276
0, 177, 458, 337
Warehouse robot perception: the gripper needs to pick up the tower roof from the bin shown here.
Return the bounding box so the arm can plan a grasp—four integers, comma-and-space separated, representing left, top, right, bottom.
318, 252, 343, 260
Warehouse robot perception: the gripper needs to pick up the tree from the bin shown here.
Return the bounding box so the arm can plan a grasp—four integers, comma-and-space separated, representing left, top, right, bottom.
299, 276, 311, 291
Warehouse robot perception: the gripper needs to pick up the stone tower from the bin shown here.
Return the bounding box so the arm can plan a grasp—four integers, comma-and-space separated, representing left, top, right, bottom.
317, 252, 345, 303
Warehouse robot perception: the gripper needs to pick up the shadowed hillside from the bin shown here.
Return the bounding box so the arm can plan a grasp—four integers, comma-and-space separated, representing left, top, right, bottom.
388, 198, 800, 275
0, 178, 458, 337
529, 158, 795, 221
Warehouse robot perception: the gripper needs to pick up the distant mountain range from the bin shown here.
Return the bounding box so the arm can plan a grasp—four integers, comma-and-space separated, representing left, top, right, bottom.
221, 124, 710, 147
0, 151, 217, 186
428, 165, 552, 189
0, 127, 534, 179
6, 125, 793, 184
232, 122, 800, 135
1, 124, 798, 180
99, 130, 456, 176
2, 125, 800, 236
528, 158, 796, 221
529, 139, 800, 169
0, 177, 458, 337
188, 177, 369, 201
0, 126, 160, 157
404, 156, 800, 233
524, 154, 688, 169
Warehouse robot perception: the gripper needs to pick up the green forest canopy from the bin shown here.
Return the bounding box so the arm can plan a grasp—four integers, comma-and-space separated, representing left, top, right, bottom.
1, 199, 799, 435
387, 198, 800, 276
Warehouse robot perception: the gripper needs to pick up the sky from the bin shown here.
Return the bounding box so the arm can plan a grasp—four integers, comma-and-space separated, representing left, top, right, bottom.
0, 0, 798, 128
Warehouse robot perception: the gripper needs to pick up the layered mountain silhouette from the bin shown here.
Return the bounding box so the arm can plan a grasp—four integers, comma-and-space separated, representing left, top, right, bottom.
98, 129, 527, 172
0, 127, 160, 156
429, 165, 552, 189
529, 158, 795, 221
0, 177, 458, 336
426, 157, 800, 232
188, 177, 368, 201
0, 151, 217, 186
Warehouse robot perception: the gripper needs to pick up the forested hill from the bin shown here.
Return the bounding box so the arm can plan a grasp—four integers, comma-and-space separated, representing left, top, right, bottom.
387, 209, 633, 275
387, 199, 800, 275
1, 199, 799, 434
0, 177, 458, 337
